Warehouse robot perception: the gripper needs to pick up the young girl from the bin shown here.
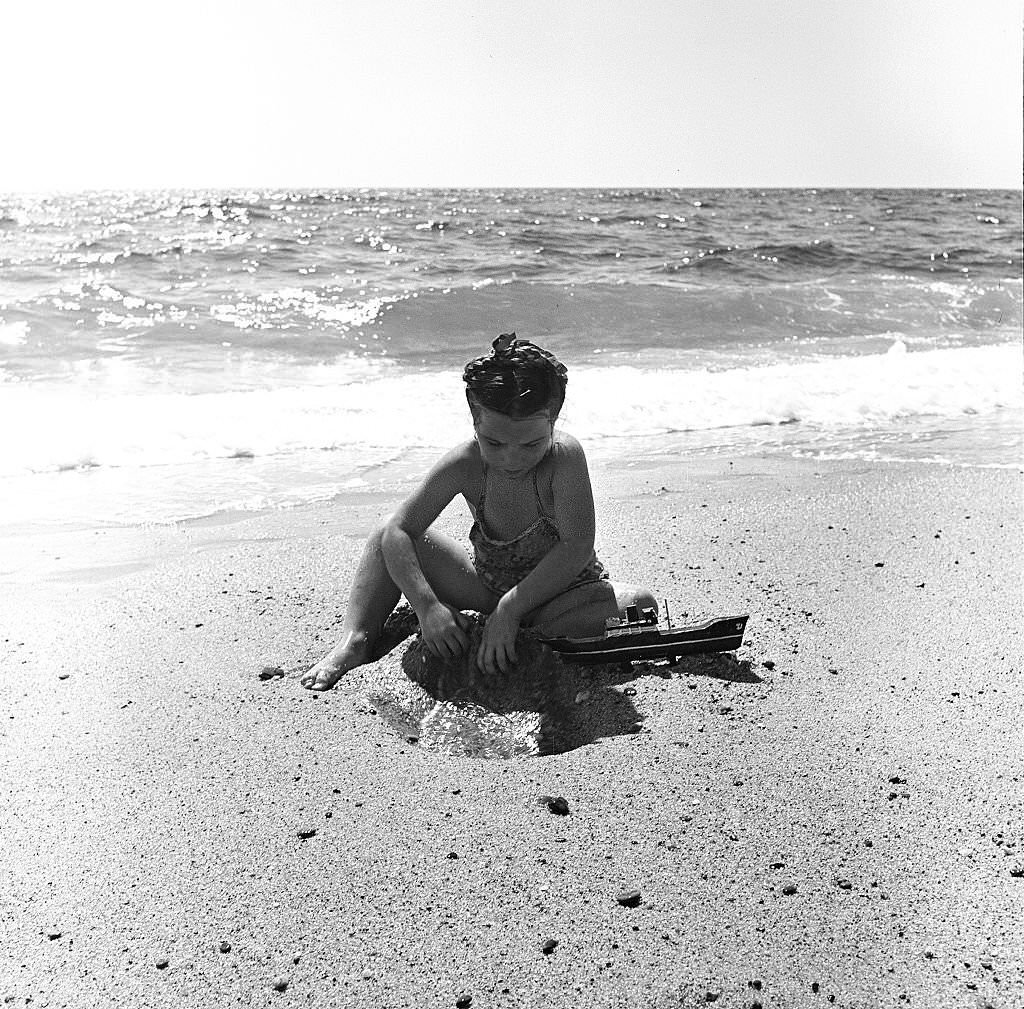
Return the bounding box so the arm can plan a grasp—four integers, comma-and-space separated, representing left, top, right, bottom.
301, 333, 657, 690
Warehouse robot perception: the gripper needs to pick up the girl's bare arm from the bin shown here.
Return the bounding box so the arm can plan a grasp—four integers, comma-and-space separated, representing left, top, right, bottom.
381, 444, 472, 654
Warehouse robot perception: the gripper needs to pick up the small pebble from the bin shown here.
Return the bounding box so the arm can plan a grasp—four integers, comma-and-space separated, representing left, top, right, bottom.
539, 795, 570, 815
272, 977, 289, 992
623, 687, 637, 696
541, 938, 558, 955
874, 561, 885, 568
780, 882, 798, 895
447, 851, 459, 859
616, 889, 642, 907
58, 674, 70, 681
811, 981, 820, 992
296, 827, 317, 839
155, 958, 169, 970
45, 928, 62, 940
761, 660, 776, 670
258, 665, 285, 681
836, 878, 853, 890
574, 690, 590, 704
456, 997, 472, 1008
218, 941, 231, 953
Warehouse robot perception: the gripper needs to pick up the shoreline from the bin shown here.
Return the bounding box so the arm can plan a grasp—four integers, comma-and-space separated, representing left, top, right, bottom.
2, 453, 1022, 1007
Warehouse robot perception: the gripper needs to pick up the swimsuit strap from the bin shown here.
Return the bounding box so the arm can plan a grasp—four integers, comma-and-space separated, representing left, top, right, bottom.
477, 461, 489, 515
532, 467, 551, 519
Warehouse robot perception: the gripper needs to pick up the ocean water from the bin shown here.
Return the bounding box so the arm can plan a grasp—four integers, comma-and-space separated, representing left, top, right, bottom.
0, 187, 1020, 531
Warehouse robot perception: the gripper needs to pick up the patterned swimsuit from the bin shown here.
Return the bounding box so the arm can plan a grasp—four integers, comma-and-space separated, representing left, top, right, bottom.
469, 463, 608, 598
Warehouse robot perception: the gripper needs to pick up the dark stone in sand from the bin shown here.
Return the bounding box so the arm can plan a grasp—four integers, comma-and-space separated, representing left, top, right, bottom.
447, 851, 459, 859
218, 941, 231, 953
540, 795, 570, 815
45, 928, 61, 940
836, 878, 853, 890
258, 665, 284, 681
362, 613, 580, 758
456, 997, 472, 1008
58, 674, 70, 681
623, 686, 637, 696
616, 889, 642, 907
761, 660, 776, 670
781, 882, 798, 895
155, 958, 169, 969
272, 977, 289, 992
542, 938, 558, 954
296, 827, 317, 839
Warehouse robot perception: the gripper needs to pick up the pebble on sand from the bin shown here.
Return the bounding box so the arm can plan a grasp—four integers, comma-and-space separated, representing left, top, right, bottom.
218, 941, 232, 953
780, 882, 798, 895
258, 665, 285, 681
155, 958, 170, 970
542, 938, 558, 954
456, 997, 472, 1008
44, 928, 62, 940
835, 878, 853, 890
616, 889, 643, 907
272, 978, 289, 992
296, 827, 317, 839
540, 795, 570, 815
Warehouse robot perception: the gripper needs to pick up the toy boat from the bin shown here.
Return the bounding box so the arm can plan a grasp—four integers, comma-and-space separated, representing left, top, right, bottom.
541, 603, 748, 665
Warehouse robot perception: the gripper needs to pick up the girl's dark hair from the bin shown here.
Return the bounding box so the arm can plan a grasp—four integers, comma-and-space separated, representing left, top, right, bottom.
462, 333, 568, 419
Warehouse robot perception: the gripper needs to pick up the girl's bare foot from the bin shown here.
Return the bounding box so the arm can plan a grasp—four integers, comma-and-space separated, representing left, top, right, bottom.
300, 634, 370, 691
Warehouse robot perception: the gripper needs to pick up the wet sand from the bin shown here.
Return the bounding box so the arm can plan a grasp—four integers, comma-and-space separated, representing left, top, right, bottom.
2, 456, 1022, 1008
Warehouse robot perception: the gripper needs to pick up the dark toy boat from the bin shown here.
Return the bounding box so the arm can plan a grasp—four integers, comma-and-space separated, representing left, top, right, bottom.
541, 603, 748, 665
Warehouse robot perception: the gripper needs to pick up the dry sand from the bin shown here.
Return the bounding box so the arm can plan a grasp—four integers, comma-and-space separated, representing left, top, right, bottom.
1, 456, 1022, 1008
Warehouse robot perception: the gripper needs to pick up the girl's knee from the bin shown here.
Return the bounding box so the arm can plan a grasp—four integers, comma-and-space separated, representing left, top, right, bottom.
614, 583, 659, 615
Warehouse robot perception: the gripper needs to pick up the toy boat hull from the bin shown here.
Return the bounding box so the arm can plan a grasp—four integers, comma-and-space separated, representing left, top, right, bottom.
541, 614, 748, 665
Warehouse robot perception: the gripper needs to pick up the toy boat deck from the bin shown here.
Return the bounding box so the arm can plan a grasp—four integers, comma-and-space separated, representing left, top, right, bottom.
541, 604, 748, 665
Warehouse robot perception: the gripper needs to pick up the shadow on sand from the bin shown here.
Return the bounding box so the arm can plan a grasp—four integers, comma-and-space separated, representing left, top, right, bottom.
359, 608, 760, 759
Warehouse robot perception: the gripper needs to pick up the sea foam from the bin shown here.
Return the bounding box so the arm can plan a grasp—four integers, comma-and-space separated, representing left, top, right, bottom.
1, 343, 1018, 479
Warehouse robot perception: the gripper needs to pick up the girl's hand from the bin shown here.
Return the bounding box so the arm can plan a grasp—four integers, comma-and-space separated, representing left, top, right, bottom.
477, 603, 521, 676
419, 603, 471, 660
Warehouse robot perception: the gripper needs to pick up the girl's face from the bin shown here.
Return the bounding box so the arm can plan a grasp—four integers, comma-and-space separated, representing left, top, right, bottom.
474, 408, 554, 480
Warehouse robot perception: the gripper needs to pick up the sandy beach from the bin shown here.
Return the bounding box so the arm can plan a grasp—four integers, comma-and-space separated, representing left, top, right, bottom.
2, 455, 1021, 1008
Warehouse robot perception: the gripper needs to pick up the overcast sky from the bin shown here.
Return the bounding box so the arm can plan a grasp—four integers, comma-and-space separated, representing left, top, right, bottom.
2, 0, 1021, 191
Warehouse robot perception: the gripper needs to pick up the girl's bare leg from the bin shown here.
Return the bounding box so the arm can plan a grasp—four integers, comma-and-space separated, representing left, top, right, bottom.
301, 523, 495, 691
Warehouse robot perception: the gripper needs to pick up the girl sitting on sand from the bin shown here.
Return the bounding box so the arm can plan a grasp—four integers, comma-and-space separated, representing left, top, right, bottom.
301, 333, 657, 690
